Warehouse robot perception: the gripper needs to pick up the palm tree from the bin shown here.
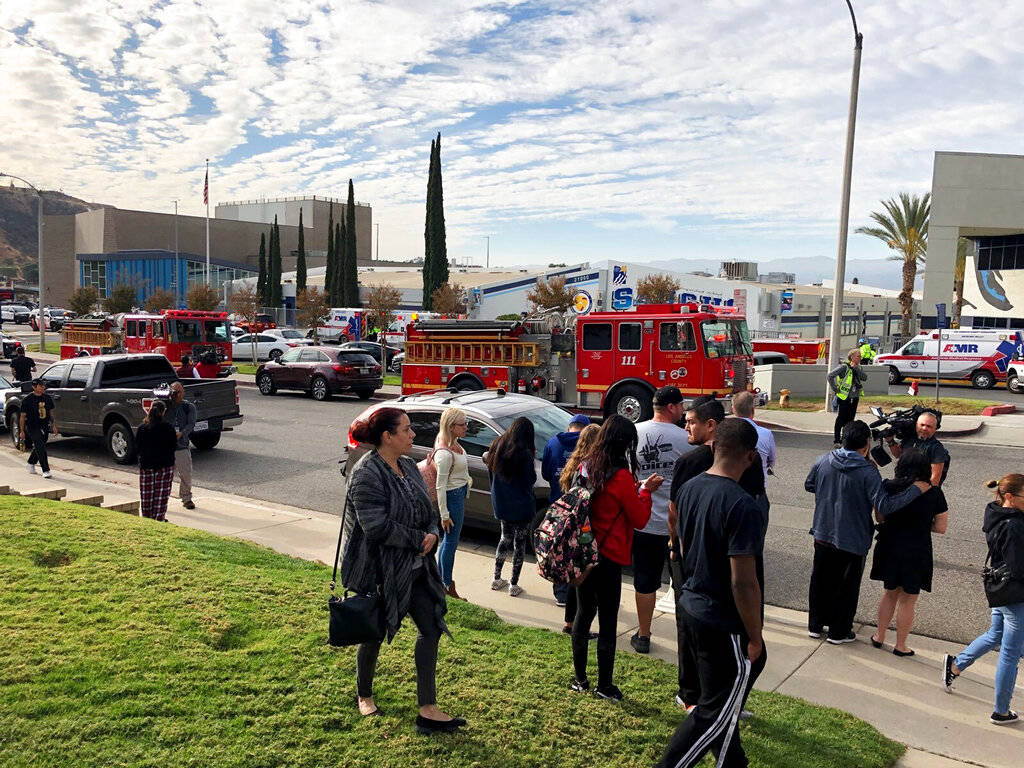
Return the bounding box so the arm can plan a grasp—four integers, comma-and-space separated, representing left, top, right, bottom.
952, 237, 969, 328
855, 192, 930, 337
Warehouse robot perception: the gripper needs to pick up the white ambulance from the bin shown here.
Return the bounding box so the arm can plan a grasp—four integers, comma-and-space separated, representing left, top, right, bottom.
316, 308, 366, 342
875, 329, 1019, 389
382, 311, 439, 348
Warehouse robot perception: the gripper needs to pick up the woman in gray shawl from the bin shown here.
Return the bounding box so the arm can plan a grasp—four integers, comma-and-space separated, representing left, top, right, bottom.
343, 406, 466, 735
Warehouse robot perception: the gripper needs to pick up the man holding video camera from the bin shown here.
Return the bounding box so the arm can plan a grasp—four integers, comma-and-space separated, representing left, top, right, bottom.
887, 411, 949, 486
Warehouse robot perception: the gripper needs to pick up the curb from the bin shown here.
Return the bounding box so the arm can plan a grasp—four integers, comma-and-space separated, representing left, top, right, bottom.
754, 417, 986, 439
981, 403, 1016, 416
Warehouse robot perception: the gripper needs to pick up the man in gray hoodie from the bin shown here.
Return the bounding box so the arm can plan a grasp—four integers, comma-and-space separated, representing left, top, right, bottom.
804, 420, 930, 644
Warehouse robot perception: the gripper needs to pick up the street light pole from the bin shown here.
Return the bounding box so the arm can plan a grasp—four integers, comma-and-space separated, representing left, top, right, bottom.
173, 200, 180, 306
375, 222, 380, 261
485, 235, 490, 269
0, 171, 45, 352
825, 0, 863, 412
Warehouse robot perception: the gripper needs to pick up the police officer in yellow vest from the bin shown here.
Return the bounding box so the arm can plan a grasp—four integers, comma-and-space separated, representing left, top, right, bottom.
828, 349, 868, 446
858, 338, 875, 364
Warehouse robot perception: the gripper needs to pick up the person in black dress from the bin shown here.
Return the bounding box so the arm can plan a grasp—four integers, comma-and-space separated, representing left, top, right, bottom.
870, 449, 947, 656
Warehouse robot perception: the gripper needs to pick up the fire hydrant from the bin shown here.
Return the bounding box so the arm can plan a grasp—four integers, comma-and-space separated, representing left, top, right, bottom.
779, 388, 791, 408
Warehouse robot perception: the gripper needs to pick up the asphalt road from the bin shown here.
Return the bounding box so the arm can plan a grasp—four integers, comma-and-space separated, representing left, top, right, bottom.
17, 385, 1017, 645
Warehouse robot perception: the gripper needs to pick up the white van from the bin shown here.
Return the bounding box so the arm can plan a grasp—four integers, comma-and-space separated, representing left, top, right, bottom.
875, 329, 1019, 389
382, 311, 439, 348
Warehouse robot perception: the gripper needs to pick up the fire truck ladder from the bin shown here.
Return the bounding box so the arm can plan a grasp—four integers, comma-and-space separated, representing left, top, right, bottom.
405, 339, 539, 366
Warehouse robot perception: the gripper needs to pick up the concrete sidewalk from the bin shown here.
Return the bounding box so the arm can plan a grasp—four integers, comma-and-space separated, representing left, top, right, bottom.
2, 451, 1021, 767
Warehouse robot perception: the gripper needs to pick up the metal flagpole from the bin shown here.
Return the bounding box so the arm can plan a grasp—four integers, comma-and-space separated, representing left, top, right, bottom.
173, 200, 180, 305
205, 158, 211, 285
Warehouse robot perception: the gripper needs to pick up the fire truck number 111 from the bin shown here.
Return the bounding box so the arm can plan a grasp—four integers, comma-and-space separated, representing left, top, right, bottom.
621, 355, 637, 366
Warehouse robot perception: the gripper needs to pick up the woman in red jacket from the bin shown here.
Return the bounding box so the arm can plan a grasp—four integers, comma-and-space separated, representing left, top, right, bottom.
571, 415, 663, 701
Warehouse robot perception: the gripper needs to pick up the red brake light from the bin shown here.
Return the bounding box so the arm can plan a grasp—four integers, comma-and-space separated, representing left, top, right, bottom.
347, 425, 360, 450
373, 364, 382, 373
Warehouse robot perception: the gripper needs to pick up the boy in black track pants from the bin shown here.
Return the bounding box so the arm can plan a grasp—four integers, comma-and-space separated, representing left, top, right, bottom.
656, 418, 766, 768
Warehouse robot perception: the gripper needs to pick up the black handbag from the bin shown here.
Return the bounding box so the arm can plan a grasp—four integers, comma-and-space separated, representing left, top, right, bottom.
328, 494, 385, 647
982, 522, 1024, 608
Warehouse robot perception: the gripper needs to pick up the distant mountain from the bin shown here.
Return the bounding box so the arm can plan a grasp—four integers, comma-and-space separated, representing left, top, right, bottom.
647, 255, 920, 292
0, 187, 106, 279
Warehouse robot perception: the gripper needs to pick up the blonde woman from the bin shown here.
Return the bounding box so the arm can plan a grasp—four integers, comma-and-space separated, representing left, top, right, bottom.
435, 407, 472, 600
558, 424, 600, 632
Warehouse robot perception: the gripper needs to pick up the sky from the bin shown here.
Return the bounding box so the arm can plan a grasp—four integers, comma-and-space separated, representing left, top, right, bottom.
2, 0, 1023, 275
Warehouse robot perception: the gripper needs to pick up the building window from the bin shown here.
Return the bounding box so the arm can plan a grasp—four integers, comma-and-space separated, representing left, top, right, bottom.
82, 260, 107, 294
976, 235, 1024, 271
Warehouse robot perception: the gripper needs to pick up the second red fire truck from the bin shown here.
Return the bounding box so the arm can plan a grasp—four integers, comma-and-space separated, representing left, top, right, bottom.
401, 303, 755, 422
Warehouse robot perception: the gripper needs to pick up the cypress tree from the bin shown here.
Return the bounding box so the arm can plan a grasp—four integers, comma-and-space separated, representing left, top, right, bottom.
344, 179, 359, 306
296, 207, 307, 293
256, 232, 267, 305
422, 138, 436, 309
430, 132, 449, 290
326, 203, 335, 307
334, 221, 344, 305
270, 215, 282, 306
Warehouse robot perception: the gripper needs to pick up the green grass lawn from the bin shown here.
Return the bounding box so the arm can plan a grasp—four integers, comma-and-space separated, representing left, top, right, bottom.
25, 342, 61, 354
762, 394, 995, 415
0, 498, 904, 768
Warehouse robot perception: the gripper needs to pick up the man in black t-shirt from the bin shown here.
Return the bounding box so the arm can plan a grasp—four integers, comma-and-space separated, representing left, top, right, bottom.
20, 378, 57, 477
888, 411, 950, 486
656, 419, 765, 768
10, 347, 36, 383
667, 397, 765, 711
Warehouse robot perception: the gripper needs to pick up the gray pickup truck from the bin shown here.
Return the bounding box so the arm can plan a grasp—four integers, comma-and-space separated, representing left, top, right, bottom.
3, 353, 243, 464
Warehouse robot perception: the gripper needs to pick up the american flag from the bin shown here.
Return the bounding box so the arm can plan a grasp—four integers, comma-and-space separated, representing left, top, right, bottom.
203, 169, 208, 206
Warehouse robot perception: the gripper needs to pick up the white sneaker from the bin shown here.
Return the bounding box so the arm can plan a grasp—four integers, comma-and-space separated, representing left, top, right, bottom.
42, 471, 52, 479
27, 463, 36, 474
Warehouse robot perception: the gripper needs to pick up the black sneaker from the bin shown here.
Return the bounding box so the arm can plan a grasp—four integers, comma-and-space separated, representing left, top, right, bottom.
990, 710, 1019, 725
570, 678, 590, 693
594, 684, 623, 701
942, 654, 958, 692
826, 632, 857, 645
630, 633, 651, 654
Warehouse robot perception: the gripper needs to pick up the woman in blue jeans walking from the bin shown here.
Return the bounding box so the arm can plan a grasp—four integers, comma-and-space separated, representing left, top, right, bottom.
435, 408, 471, 600
943, 474, 1024, 725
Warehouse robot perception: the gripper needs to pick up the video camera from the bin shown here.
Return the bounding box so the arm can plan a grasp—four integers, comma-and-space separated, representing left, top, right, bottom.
866, 403, 941, 467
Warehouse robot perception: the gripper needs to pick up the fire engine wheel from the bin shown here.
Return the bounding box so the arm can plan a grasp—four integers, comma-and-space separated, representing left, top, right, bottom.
607, 385, 653, 424
257, 373, 277, 395
1008, 373, 1023, 394
888, 366, 902, 385
971, 370, 996, 389
452, 377, 483, 392
310, 376, 332, 401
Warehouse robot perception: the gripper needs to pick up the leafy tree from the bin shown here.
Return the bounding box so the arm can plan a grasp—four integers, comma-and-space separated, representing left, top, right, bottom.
256, 232, 267, 305
187, 283, 221, 311
296, 287, 330, 340
228, 284, 261, 363
343, 179, 359, 306
295, 207, 307, 293
0, 264, 18, 279
364, 283, 401, 361
526, 275, 574, 314
104, 283, 138, 314
21, 262, 38, 284
68, 286, 100, 316
636, 274, 682, 304
855, 192, 930, 337
953, 237, 968, 328
431, 281, 468, 315
144, 288, 177, 313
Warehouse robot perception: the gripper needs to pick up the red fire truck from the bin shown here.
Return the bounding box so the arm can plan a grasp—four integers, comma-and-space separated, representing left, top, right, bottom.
401, 303, 755, 422
751, 337, 828, 364
61, 310, 234, 374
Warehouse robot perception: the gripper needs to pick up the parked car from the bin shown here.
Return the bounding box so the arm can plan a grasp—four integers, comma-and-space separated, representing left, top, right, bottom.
229, 325, 246, 339
0, 331, 23, 359
389, 351, 404, 373
29, 307, 75, 331
264, 328, 314, 346
0, 373, 17, 402
232, 333, 302, 362
2, 353, 243, 463
1, 304, 31, 324
255, 346, 382, 401
753, 351, 790, 366
339, 341, 402, 368
343, 390, 574, 528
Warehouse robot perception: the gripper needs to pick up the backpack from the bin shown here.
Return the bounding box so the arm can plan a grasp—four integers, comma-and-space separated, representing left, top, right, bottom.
417, 448, 453, 503
533, 479, 600, 587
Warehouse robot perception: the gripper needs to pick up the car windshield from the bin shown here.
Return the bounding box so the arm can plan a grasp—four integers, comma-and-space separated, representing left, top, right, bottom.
279, 330, 303, 339
701, 319, 751, 358
170, 319, 202, 343
0, 374, 11, 388
495, 404, 574, 455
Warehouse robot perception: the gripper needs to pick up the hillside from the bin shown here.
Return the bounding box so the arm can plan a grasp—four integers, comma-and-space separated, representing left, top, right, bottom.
0, 186, 106, 280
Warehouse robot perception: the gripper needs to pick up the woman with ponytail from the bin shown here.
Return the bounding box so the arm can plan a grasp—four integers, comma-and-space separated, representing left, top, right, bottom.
942, 474, 1024, 725
135, 400, 177, 521
342, 407, 465, 735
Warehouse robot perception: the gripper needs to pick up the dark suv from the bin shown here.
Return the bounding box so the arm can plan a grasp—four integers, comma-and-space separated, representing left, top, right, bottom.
339, 341, 402, 368
343, 389, 574, 527
256, 346, 382, 401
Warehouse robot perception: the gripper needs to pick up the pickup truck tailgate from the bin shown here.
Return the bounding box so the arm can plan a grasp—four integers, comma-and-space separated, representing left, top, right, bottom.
182, 379, 239, 421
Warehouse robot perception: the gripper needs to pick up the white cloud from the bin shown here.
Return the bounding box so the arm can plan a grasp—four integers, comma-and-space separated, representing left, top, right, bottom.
2, 0, 1024, 267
